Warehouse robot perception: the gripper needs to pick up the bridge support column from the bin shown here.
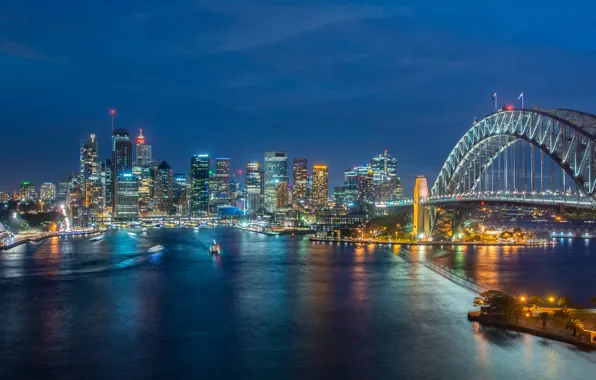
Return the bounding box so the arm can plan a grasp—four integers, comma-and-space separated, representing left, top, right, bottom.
413, 176, 430, 238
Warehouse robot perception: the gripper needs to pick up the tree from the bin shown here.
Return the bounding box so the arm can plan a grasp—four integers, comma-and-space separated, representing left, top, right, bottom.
539, 312, 549, 329
553, 309, 569, 320
528, 296, 544, 310
568, 319, 584, 337
474, 290, 514, 314
558, 296, 572, 311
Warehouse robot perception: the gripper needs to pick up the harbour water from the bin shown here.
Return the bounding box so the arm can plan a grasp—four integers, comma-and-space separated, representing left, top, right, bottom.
0, 228, 595, 379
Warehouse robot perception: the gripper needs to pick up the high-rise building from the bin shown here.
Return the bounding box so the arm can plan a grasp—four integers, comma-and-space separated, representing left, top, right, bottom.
312, 164, 329, 209
58, 181, 69, 202
264, 151, 288, 212
370, 150, 397, 185
173, 174, 189, 215
135, 129, 152, 167
275, 181, 289, 209
153, 161, 174, 214
245, 161, 263, 213
210, 158, 231, 209
40, 182, 56, 202
190, 154, 210, 214
114, 173, 139, 220
19, 182, 36, 202
133, 165, 153, 216
112, 129, 132, 212
292, 158, 308, 207
104, 158, 113, 211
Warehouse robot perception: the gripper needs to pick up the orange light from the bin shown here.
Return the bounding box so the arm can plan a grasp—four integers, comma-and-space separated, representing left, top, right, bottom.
506, 105, 513, 111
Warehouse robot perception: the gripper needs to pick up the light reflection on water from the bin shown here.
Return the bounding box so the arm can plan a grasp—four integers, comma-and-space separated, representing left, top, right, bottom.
0, 228, 594, 379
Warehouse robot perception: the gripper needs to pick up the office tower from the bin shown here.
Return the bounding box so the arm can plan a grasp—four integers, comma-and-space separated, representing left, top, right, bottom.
40, 182, 56, 201
370, 150, 397, 184
112, 128, 132, 212
245, 161, 263, 213
133, 165, 153, 216
264, 151, 288, 212
58, 181, 69, 202
275, 181, 289, 209
114, 173, 139, 219
153, 161, 174, 214
292, 158, 307, 207
81, 133, 102, 214
312, 164, 329, 209
104, 158, 113, 210
19, 182, 36, 201
68, 186, 89, 228
112, 129, 132, 174
135, 129, 152, 167
210, 158, 231, 208
190, 154, 210, 214
173, 174, 189, 215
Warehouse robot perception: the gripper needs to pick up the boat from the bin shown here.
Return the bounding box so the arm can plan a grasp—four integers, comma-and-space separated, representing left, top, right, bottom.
291, 232, 295, 239
209, 240, 220, 254
142, 227, 148, 232
127, 232, 137, 237
89, 234, 105, 241
148, 245, 165, 253
193, 226, 199, 232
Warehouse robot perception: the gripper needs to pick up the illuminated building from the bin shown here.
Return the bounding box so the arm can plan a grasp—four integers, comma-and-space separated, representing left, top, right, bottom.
0, 192, 11, 202
133, 166, 153, 216
190, 154, 209, 214
210, 158, 231, 210
275, 180, 289, 209
173, 174, 189, 215
153, 161, 174, 214
245, 161, 263, 213
112, 128, 132, 212
311, 164, 328, 209
371, 150, 397, 184
40, 182, 56, 201
293, 158, 308, 207
19, 182, 37, 202
58, 181, 69, 202
114, 173, 139, 220
264, 151, 288, 212
104, 158, 113, 211
135, 129, 152, 167
413, 176, 429, 236
67, 186, 89, 228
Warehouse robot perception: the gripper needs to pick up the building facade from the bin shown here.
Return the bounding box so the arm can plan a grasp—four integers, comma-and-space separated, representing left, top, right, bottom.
311, 164, 328, 209
135, 129, 152, 167
190, 154, 210, 214
40, 182, 56, 202
245, 161, 263, 214
114, 173, 139, 220
292, 158, 308, 207
264, 151, 288, 212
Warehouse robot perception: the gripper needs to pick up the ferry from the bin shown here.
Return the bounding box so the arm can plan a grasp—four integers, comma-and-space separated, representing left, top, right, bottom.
148, 245, 165, 253
209, 240, 220, 254
89, 234, 105, 242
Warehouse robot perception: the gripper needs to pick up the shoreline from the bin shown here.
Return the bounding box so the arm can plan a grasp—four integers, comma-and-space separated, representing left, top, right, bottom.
467, 311, 596, 350
309, 237, 542, 247
1, 229, 102, 250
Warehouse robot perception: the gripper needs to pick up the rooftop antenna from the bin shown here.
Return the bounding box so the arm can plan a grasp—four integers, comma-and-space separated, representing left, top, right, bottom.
110, 109, 116, 134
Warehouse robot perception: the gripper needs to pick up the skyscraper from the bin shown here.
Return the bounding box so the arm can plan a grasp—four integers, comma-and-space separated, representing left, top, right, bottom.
114, 173, 139, 220
19, 182, 36, 201
264, 151, 288, 212
81, 133, 102, 213
312, 164, 329, 209
245, 161, 263, 213
135, 129, 152, 167
104, 158, 113, 210
370, 150, 397, 184
190, 154, 209, 214
292, 158, 307, 207
210, 158, 231, 209
153, 161, 174, 214
112, 128, 132, 212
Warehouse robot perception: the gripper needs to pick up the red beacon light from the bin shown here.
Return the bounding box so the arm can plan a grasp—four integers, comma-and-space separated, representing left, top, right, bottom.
110, 109, 116, 115
506, 104, 513, 111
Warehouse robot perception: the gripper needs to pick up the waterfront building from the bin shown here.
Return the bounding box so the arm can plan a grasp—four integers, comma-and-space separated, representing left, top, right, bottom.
40, 182, 56, 201
114, 173, 139, 220
135, 129, 152, 167
245, 161, 263, 214
264, 151, 288, 212
19, 182, 37, 202
190, 154, 209, 214
311, 164, 328, 209
293, 158, 308, 207
314, 214, 367, 232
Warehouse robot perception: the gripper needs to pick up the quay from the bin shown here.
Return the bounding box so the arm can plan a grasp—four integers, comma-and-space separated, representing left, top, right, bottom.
1, 229, 102, 250
309, 237, 544, 247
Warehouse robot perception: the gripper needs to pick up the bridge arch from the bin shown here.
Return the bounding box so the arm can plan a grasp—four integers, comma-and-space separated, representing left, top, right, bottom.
431, 109, 596, 200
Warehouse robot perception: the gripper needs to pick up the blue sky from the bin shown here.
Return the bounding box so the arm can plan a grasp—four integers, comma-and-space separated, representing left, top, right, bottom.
2, 1, 596, 194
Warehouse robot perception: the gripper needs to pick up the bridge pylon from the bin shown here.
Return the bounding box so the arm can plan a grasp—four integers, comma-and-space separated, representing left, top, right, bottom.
413, 176, 430, 238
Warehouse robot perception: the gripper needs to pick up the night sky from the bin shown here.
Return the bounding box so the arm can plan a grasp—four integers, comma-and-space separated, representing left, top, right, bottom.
2, 1, 596, 195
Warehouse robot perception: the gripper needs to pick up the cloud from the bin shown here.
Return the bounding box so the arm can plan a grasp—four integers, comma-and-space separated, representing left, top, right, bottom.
0, 38, 66, 63
199, 4, 411, 52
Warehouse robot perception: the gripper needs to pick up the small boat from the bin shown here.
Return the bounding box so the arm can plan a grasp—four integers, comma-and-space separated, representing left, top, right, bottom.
291, 232, 295, 239
89, 234, 105, 241
148, 245, 165, 253
209, 240, 220, 254
142, 227, 148, 232
193, 226, 199, 232
127, 232, 137, 238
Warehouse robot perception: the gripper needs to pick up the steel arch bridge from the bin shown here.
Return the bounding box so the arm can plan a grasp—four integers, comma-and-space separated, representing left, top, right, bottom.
431, 109, 596, 201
